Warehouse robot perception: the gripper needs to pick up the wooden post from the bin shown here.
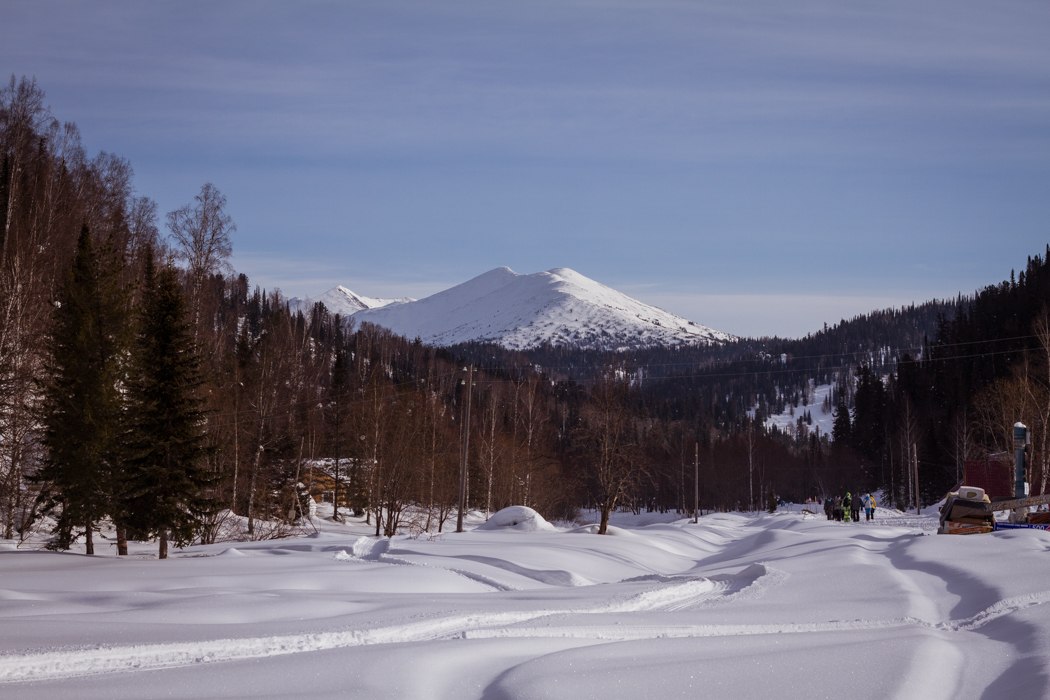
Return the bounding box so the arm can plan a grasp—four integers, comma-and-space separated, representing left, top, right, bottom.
693, 441, 699, 523
456, 366, 474, 533
912, 442, 920, 514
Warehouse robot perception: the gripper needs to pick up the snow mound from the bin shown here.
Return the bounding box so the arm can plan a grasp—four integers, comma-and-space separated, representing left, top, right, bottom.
477, 506, 558, 532
569, 524, 638, 537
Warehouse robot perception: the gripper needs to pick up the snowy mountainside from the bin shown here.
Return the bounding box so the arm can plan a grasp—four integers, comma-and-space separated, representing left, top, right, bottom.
758, 382, 836, 439
289, 286, 411, 318
350, 266, 734, 351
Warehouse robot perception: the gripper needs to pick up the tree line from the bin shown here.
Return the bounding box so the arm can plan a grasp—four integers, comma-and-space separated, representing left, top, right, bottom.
3, 76, 1048, 556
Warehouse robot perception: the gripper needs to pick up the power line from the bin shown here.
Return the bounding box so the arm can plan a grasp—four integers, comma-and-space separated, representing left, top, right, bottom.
199, 332, 1048, 433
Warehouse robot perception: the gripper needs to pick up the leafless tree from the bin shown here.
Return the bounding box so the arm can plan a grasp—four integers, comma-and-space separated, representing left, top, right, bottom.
896, 396, 920, 509
1029, 310, 1050, 494
514, 376, 548, 507
0, 78, 79, 539
476, 384, 505, 517
579, 378, 640, 534
166, 183, 234, 334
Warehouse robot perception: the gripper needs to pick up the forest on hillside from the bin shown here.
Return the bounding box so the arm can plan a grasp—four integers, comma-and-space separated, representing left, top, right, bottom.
3, 76, 1049, 554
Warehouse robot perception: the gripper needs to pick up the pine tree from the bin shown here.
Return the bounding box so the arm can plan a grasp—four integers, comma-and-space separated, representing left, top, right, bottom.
831, 399, 852, 446
37, 226, 123, 554
851, 366, 887, 465
121, 253, 216, 559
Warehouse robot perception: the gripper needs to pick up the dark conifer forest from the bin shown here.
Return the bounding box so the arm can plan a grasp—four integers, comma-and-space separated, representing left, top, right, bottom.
3, 76, 1049, 550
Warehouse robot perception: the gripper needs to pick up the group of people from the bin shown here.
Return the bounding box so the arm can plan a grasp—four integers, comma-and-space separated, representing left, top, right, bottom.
823, 492, 877, 522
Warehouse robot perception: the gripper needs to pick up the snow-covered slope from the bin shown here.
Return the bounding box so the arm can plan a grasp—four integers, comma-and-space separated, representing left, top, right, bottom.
351, 267, 734, 351
289, 285, 410, 318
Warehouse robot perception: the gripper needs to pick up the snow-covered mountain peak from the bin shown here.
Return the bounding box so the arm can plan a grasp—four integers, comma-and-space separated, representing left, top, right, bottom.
349, 267, 735, 351
289, 286, 410, 318
546, 267, 589, 284
428, 267, 520, 307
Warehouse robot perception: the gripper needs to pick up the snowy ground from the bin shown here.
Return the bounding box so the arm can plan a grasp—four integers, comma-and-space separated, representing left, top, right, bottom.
2, 503, 1050, 699
760, 381, 836, 438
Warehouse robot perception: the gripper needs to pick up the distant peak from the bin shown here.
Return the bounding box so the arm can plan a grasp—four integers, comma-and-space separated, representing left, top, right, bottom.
545, 267, 591, 283
477, 266, 518, 280
334, 285, 363, 299
316, 266, 734, 351
546, 267, 578, 277
450, 266, 521, 297
289, 285, 410, 316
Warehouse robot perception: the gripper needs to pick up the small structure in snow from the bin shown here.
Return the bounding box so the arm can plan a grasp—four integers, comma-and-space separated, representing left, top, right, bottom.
477, 506, 558, 532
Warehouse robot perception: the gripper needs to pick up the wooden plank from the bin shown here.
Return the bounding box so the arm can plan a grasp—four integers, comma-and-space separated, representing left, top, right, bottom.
990, 494, 1050, 511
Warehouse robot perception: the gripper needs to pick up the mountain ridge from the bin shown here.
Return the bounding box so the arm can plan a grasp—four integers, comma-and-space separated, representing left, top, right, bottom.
294, 267, 734, 351
291, 286, 411, 317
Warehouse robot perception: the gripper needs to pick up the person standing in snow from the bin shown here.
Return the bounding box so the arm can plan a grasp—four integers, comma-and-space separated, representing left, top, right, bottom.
824, 497, 834, 520
842, 492, 852, 522
861, 493, 871, 521
851, 492, 862, 523
867, 494, 877, 521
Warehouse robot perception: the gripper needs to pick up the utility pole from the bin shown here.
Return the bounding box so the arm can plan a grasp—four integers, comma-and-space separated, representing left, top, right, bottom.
912, 442, 920, 514
1012, 422, 1030, 523
456, 365, 475, 533
1014, 422, 1029, 498
748, 422, 754, 512
693, 441, 699, 523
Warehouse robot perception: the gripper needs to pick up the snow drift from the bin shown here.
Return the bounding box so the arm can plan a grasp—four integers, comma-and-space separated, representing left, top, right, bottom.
4, 506, 1050, 699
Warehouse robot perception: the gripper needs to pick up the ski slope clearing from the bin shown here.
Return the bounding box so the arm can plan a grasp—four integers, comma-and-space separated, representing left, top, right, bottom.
2, 506, 1050, 699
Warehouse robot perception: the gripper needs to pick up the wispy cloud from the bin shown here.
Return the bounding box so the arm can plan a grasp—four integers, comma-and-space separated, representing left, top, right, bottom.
11, 0, 1048, 165
6, 0, 1047, 338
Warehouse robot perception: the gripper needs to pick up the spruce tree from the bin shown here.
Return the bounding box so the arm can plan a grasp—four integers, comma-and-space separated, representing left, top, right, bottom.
851, 366, 887, 466
831, 399, 852, 446
122, 253, 216, 559
37, 226, 122, 554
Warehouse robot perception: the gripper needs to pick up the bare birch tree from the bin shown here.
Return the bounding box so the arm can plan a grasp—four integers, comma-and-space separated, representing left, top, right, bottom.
166, 183, 234, 335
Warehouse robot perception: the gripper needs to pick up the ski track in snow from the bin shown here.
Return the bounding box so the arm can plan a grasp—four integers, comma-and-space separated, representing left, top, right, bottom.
3, 557, 1049, 686
0, 565, 768, 684
336, 537, 520, 591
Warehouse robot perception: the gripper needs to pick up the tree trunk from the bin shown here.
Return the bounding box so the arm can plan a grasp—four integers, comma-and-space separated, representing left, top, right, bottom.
84, 522, 94, 555
247, 444, 262, 536
116, 524, 128, 556
598, 504, 611, 535
159, 530, 168, 560
230, 390, 239, 512
332, 455, 341, 523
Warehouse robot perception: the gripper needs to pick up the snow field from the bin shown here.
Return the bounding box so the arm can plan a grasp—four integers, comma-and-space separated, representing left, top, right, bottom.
2, 506, 1050, 699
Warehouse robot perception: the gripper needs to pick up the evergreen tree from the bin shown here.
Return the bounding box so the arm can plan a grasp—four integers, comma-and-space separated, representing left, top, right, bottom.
851, 366, 887, 465
122, 253, 215, 559
37, 226, 122, 553
831, 399, 852, 446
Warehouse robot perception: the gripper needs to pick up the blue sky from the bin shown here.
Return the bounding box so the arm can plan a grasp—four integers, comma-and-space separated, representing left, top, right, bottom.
5, 1, 1049, 337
